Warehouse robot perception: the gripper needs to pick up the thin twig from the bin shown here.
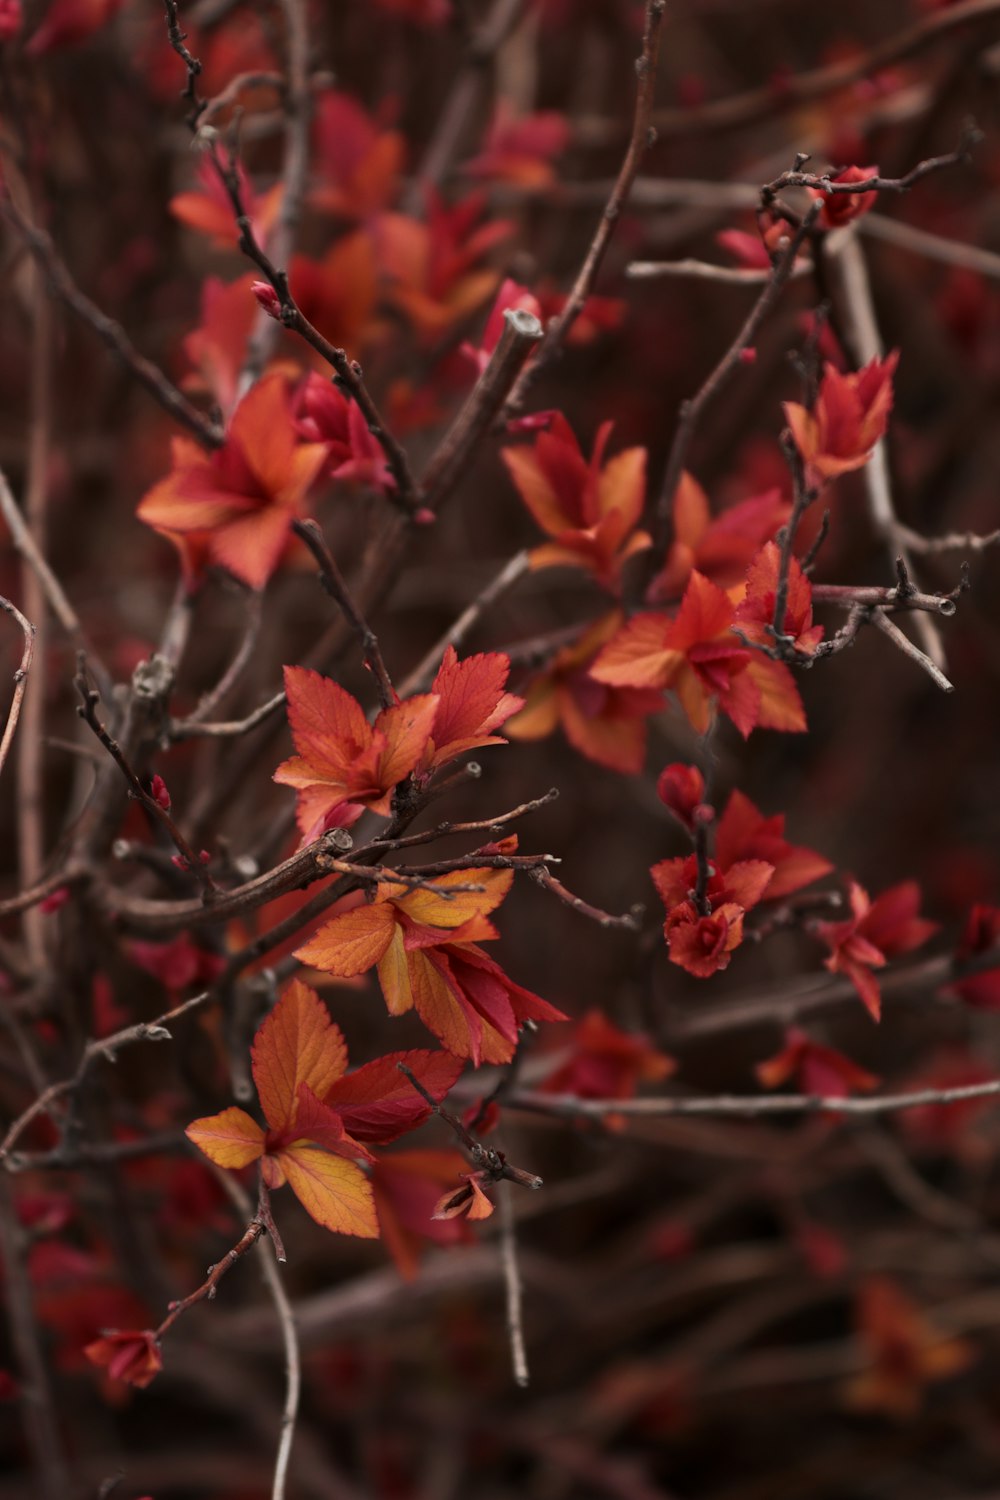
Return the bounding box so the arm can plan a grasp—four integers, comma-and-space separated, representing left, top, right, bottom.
503, 0, 667, 416
401, 550, 531, 695
636, 0, 1000, 141
292, 520, 397, 708
101, 828, 355, 936
206, 142, 419, 511
0, 465, 105, 677
859, 210, 1000, 281
171, 686, 287, 740
0, 1176, 71, 1500
507, 1075, 1000, 1120
0, 597, 35, 781
627, 257, 813, 284
530, 865, 643, 931
0, 991, 211, 1162
75, 663, 219, 900
826, 231, 947, 668
237, 0, 312, 393
0, 196, 223, 450
870, 607, 954, 691
366, 789, 560, 854
652, 201, 822, 552
895, 522, 1000, 555
760, 128, 980, 204
402, 0, 526, 214
216, 1175, 301, 1500
183, 593, 264, 726
499, 1183, 529, 1388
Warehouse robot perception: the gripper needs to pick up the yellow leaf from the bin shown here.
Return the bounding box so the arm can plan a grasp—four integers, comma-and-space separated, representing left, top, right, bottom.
279, 1145, 379, 1238
185, 1107, 264, 1169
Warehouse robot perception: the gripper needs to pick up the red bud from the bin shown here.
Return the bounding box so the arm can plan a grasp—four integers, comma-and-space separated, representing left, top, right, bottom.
150, 773, 171, 812
251, 280, 283, 320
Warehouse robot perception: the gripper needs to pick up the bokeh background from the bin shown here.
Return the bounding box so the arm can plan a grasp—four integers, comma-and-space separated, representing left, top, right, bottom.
4, 0, 1000, 1496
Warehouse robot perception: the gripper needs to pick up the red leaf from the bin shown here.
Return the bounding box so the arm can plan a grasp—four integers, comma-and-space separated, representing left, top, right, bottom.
325, 1049, 465, 1142
250, 978, 349, 1134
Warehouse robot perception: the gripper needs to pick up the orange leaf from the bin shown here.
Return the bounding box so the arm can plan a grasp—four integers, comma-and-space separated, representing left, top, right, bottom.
282, 666, 370, 780
185, 1106, 264, 1169
590, 612, 679, 690
295, 901, 398, 976
375, 694, 440, 787
391, 865, 514, 929
277, 1143, 378, 1237
251, 979, 349, 1133
427, 647, 524, 766
374, 922, 414, 1017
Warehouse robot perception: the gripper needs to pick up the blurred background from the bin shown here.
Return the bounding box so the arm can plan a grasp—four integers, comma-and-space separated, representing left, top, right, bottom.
3, 0, 1000, 1496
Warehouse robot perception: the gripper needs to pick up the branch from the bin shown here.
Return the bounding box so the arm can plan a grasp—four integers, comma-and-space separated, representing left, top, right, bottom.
292, 520, 397, 709
0, 1176, 70, 1500
760, 127, 980, 204
0, 195, 223, 450
870, 606, 954, 692
859, 210, 1000, 282
103, 828, 355, 936
826, 230, 947, 668
75, 662, 219, 901
420, 308, 543, 510
170, 686, 286, 741
639, 0, 1000, 141
0, 465, 105, 676
181, 592, 263, 727
402, 0, 526, 214
216, 1176, 301, 1500
237, 0, 312, 391
0, 596, 35, 782
652, 201, 822, 553
207, 143, 419, 512
529, 864, 644, 931
628, 256, 813, 284
502, 0, 667, 416
507, 1077, 1000, 1120
498, 1182, 529, 1388
400, 549, 531, 695
0, 990, 211, 1163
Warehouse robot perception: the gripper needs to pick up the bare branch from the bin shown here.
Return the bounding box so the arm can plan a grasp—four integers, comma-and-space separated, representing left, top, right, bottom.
0, 596, 35, 782
503, 0, 667, 416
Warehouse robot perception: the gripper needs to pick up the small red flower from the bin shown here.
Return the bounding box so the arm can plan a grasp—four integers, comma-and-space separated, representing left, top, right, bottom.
784, 353, 898, 486
811, 165, 879, 230
84, 1329, 163, 1389
814, 880, 938, 1021
652, 853, 774, 978
756, 1026, 879, 1098
655, 763, 707, 834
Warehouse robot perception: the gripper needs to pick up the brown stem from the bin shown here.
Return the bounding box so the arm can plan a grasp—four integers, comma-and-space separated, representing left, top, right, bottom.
291, 520, 397, 708
420, 308, 543, 509
0, 596, 35, 782
507, 1076, 1000, 1120
0, 1176, 70, 1500
0, 196, 223, 450
530, 865, 643, 931
503, 0, 667, 417
0, 991, 211, 1162
75, 664, 219, 901
651, 201, 823, 553
208, 143, 419, 511
237, 0, 312, 392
